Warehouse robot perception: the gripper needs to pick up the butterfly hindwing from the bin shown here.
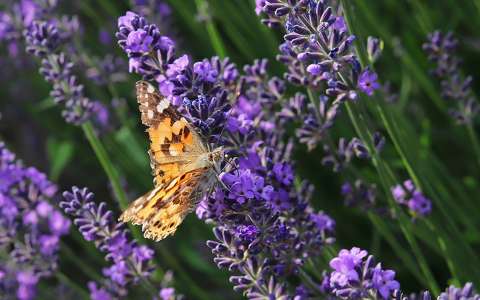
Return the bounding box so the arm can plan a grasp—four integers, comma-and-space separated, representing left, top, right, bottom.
119, 168, 209, 241
135, 80, 205, 185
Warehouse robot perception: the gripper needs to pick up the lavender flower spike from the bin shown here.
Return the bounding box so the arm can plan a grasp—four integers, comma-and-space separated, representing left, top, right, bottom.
326, 247, 400, 299
61, 186, 179, 299
0, 141, 70, 300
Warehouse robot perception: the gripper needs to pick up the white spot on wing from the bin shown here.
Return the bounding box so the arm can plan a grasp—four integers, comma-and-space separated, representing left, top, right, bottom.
156, 99, 170, 113
147, 84, 155, 93
147, 110, 154, 119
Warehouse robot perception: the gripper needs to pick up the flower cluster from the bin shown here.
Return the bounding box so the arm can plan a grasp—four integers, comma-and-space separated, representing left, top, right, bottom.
0, 142, 70, 300
323, 247, 400, 299
61, 186, 179, 299
423, 31, 479, 124
258, 0, 379, 97
198, 58, 335, 299
391, 180, 432, 218
115, 9, 336, 299
253, 0, 381, 152
24, 19, 94, 125
116, 11, 235, 138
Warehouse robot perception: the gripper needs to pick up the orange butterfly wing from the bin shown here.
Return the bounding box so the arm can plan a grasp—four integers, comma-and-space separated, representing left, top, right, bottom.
119, 81, 210, 241
135, 80, 205, 185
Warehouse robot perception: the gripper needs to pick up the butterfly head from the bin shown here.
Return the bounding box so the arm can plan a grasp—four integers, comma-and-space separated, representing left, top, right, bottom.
207, 147, 224, 165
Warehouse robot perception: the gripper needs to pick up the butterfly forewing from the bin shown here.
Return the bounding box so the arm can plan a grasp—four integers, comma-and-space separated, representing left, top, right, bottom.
135, 80, 205, 185
119, 81, 213, 241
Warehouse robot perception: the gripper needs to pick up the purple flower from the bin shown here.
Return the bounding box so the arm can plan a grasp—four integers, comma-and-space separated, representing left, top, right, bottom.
193, 59, 218, 82
16, 271, 38, 300
327, 248, 400, 299
358, 69, 380, 96
255, 0, 266, 15
372, 266, 400, 299
407, 192, 432, 216
20, 0, 40, 27
159, 287, 176, 300
118, 11, 138, 30
103, 261, 129, 286
88, 282, 113, 300
0, 142, 69, 298
61, 186, 175, 298
38, 234, 60, 256
391, 180, 432, 218
306, 63, 323, 75
234, 225, 260, 244
310, 212, 335, 233
0, 12, 13, 41
126, 29, 154, 52
133, 245, 154, 262
329, 247, 367, 286
166, 54, 189, 77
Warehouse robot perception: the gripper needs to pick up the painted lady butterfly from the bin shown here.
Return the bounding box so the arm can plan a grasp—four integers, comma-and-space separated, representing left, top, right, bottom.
119, 81, 223, 241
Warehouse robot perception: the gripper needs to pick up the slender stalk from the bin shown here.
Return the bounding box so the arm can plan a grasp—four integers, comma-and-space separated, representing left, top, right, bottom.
340, 0, 441, 294
466, 123, 480, 169
194, 0, 227, 58
367, 214, 428, 286
82, 121, 129, 210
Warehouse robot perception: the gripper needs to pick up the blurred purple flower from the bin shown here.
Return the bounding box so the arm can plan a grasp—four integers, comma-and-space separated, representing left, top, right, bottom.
423, 31, 479, 124
16, 270, 38, 300
159, 287, 176, 300
88, 282, 113, 300
438, 282, 480, 300
0, 142, 69, 299
391, 180, 432, 218
99, 28, 112, 45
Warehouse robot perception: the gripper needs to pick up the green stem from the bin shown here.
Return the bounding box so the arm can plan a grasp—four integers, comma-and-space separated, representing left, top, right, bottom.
424, 220, 460, 286
81, 122, 148, 249
466, 123, 480, 169
194, 0, 227, 58
82, 121, 129, 210
368, 214, 428, 286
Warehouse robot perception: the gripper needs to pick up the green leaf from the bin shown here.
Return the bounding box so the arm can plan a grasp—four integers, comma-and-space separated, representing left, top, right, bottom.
47, 138, 75, 181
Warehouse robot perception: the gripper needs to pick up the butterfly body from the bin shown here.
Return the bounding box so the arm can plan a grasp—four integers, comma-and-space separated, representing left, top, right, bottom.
119, 81, 222, 241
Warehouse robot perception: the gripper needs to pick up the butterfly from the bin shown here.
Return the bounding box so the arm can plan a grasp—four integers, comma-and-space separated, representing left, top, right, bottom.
119, 81, 223, 241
